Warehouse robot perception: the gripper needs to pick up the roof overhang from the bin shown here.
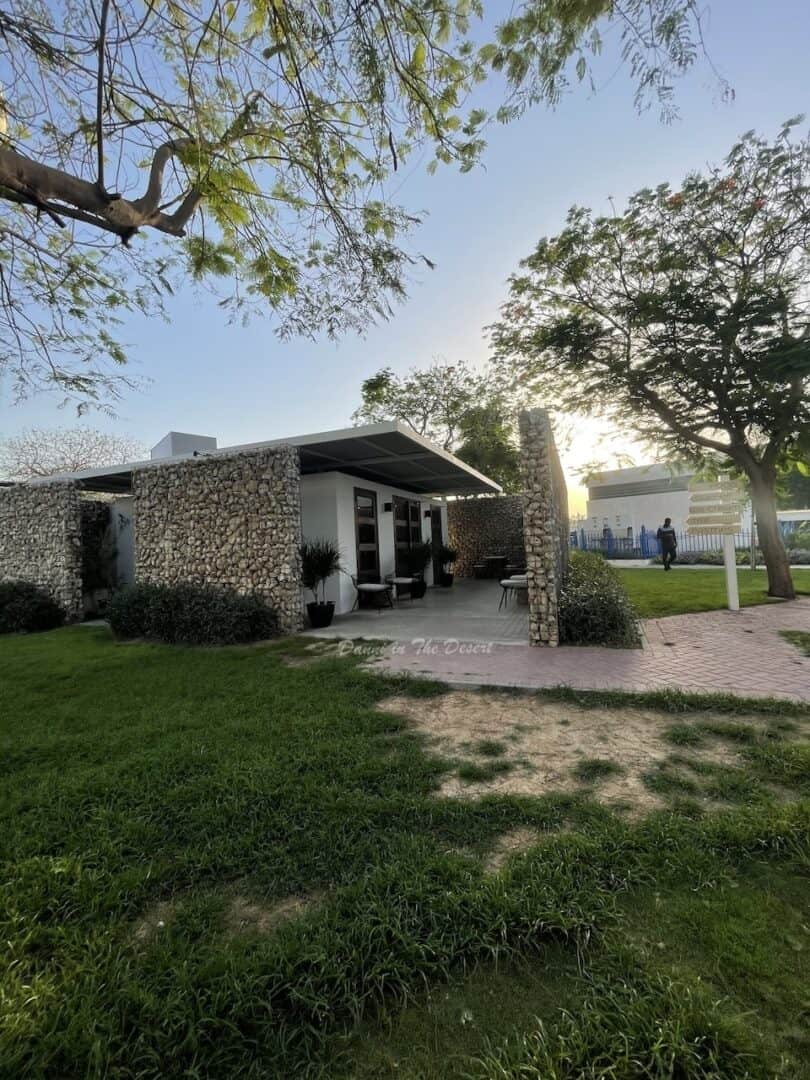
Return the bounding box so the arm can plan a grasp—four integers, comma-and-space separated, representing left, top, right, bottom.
26, 422, 502, 497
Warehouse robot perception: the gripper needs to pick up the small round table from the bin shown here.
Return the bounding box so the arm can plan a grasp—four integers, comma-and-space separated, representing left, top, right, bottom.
389, 576, 416, 600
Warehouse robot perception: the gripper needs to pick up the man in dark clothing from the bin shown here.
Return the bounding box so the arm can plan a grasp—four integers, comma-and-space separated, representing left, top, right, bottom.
657, 517, 678, 570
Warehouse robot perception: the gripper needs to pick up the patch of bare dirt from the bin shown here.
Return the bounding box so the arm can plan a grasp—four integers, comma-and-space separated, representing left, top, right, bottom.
281, 642, 342, 668
484, 827, 544, 873
224, 894, 316, 937
376, 692, 754, 812
133, 899, 177, 943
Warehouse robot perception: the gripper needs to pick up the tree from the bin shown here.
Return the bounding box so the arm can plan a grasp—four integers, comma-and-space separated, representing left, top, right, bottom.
353, 358, 523, 490
353, 360, 485, 450
0, 0, 716, 407
0, 427, 145, 479
455, 401, 521, 491
491, 121, 810, 599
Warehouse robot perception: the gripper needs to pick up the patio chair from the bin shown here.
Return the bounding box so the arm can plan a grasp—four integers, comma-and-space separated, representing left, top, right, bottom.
498, 577, 528, 611
351, 575, 394, 612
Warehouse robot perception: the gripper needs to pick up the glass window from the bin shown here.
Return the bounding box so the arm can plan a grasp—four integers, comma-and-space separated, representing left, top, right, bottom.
358, 522, 375, 544
358, 549, 378, 572
354, 488, 379, 582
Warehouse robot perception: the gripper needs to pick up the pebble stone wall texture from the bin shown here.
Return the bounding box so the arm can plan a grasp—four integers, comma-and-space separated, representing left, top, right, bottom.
519, 408, 569, 647
447, 495, 525, 578
0, 481, 84, 618
132, 446, 304, 633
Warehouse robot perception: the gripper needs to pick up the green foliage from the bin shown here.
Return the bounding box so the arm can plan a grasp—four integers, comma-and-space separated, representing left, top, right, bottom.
493, 122, 810, 465
406, 541, 434, 576
492, 121, 810, 596
0, 580, 65, 634
437, 544, 458, 568
457, 759, 514, 782
559, 552, 641, 648
572, 758, 623, 783
781, 629, 810, 657
0, 1, 714, 407
616, 567, 810, 618
108, 583, 277, 644
352, 360, 523, 490
1, 628, 808, 1076
468, 971, 757, 1080
664, 724, 706, 748
474, 739, 508, 757
300, 539, 342, 602
455, 402, 522, 492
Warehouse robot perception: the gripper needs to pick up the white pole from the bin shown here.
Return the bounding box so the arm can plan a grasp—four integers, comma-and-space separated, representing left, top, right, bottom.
750, 514, 757, 571
723, 533, 740, 611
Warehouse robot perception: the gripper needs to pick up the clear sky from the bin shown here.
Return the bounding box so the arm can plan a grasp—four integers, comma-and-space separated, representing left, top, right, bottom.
1, 0, 808, 512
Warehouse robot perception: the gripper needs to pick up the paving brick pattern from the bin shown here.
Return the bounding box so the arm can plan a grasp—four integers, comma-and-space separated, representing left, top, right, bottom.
372, 599, 810, 702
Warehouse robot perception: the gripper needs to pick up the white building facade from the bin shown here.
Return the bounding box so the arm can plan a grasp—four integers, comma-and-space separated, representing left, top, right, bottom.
583, 463, 755, 549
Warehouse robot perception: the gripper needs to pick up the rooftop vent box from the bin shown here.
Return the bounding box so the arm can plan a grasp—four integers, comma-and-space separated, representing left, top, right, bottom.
150, 431, 218, 460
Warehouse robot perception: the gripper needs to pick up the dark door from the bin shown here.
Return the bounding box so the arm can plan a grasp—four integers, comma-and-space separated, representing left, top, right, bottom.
393, 496, 422, 576
354, 488, 380, 582
430, 506, 443, 581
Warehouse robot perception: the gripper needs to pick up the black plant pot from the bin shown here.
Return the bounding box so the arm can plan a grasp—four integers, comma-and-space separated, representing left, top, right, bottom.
410, 578, 427, 599
439, 571, 454, 587
307, 601, 335, 629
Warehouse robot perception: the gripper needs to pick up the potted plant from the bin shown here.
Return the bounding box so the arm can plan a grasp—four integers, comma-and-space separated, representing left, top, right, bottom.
300, 539, 342, 628
406, 541, 433, 598
436, 544, 458, 587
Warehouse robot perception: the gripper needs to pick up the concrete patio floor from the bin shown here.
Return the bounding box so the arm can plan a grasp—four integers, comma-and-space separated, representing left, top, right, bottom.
308, 578, 529, 645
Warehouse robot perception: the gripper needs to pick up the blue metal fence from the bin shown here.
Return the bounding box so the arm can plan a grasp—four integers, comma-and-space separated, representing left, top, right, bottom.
570, 527, 758, 559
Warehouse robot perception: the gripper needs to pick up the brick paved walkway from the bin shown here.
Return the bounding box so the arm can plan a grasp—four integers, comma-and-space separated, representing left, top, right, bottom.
371, 598, 810, 702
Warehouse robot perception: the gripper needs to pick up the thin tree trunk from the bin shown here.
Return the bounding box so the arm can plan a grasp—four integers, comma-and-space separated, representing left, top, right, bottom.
748, 469, 795, 600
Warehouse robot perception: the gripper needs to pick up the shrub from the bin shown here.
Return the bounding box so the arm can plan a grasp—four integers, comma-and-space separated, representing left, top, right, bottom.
108, 583, 278, 645
0, 581, 65, 634
559, 551, 641, 648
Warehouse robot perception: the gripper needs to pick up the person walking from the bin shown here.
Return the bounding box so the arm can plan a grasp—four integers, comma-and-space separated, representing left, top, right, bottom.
656, 517, 678, 571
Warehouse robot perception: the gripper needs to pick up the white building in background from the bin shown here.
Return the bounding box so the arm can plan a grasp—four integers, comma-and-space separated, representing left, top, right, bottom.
585, 464, 695, 539
584, 464, 755, 539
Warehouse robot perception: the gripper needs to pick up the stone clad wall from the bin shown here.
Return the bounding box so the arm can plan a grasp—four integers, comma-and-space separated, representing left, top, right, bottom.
447, 496, 525, 578
0, 482, 84, 618
132, 446, 303, 633
519, 409, 569, 647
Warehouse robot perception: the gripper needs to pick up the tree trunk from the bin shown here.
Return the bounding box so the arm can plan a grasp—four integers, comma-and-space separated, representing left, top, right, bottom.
748, 469, 795, 600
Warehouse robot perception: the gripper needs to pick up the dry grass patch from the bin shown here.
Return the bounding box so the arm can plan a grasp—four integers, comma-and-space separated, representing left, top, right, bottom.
376, 691, 759, 812
224, 894, 316, 937
484, 827, 545, 873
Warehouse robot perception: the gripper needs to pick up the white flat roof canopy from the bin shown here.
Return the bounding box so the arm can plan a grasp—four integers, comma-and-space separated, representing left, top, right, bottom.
28, 422, 502, 497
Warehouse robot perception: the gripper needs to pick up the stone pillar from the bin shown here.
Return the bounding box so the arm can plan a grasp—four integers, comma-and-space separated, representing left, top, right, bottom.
447, 495, 525, 577
0, 481, 84, 618
519, 409, 569, 646
132, 445, 304, 634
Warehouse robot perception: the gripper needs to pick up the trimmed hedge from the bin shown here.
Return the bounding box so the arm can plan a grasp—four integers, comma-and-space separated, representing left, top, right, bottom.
0, 581, 65, 635
108, 583, 278, 645
559, 551, 641, 648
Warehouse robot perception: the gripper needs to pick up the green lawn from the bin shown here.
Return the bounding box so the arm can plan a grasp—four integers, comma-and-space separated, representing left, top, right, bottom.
1, 628, 809, 1078
617, 566, 810, 618
782, 630, 810, 657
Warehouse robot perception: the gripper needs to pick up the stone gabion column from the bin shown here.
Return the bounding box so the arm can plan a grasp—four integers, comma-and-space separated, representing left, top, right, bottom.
133, 445, 304, 633
518, 409, 568, 647
0, 481, 84, 618
447, 495, 526, 577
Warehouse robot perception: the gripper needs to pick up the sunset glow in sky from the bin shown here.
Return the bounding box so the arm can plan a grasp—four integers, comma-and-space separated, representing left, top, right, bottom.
1, 1, 808, 514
